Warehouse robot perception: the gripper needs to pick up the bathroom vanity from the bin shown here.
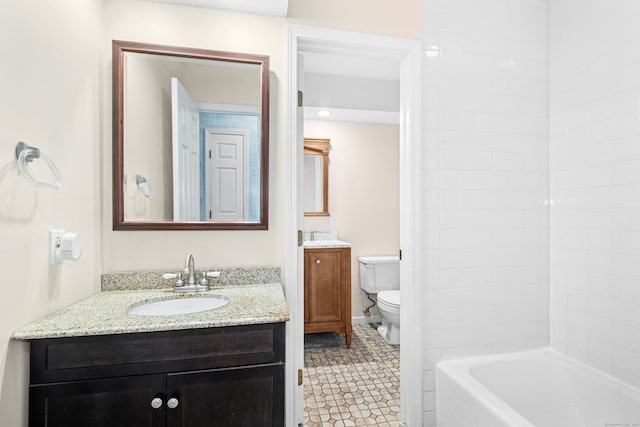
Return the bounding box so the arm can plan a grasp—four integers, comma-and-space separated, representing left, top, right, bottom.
13, 268, 289, 427
303, 241, 352, 347
28, 324, 284, 427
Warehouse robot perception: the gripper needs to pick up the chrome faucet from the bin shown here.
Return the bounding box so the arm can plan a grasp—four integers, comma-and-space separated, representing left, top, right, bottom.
184, 253, 196, 286
161, 254, 220, 292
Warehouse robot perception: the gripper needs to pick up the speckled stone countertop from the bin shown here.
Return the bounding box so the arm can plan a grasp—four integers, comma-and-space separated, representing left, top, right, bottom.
13, 283, 289, 340
303, 240, 351, 249
14, 265, 288, 340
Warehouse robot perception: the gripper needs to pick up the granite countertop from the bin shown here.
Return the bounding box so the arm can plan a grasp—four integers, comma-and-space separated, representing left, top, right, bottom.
303, 239, 351, 249
13, 283, 289, 340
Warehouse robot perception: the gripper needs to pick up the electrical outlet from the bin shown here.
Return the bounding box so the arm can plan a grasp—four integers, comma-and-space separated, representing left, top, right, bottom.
49, 230, 64, 264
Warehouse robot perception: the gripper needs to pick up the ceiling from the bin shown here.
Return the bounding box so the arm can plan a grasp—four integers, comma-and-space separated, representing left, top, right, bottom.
303, 51, 400, 81
301, 47, 401, 124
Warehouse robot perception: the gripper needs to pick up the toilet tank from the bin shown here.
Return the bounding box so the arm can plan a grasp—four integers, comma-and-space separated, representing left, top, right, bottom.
358, 256, 400, 293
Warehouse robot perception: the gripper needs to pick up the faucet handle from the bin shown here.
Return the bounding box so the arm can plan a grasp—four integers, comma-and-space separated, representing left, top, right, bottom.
197, 271, 220, 288
197, 270, 208, 286
162, 272, 184, 287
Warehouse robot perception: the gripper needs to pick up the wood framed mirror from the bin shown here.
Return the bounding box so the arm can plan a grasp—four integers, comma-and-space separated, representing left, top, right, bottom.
303, 138, 329, 216
112, 40, 270, 230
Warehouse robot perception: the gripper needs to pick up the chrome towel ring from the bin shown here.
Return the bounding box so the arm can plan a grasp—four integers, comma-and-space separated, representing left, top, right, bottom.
15, 141, 61, 189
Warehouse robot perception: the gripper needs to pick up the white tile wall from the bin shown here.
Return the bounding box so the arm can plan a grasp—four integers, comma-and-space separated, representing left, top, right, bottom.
422, 0, 640, 423
421, 0, 550, 424
550, 0, 640, 389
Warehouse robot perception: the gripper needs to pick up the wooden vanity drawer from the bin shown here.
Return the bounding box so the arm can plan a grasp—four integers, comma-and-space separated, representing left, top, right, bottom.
30, 323, 284, 384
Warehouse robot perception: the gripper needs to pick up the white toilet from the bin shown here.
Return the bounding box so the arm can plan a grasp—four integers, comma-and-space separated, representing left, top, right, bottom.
358, 255, 400, 345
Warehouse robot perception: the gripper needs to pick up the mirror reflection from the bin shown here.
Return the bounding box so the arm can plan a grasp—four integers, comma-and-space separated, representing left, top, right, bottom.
112, 40, 270, 230
304, 138, 329, 216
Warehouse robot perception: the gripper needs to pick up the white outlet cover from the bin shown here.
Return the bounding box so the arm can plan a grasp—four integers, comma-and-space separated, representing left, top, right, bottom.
49, 230, 64, 264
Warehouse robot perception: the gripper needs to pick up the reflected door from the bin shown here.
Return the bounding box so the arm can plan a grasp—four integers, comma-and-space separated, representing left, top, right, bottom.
205, 129, 249, 221
171, 77, 200, 221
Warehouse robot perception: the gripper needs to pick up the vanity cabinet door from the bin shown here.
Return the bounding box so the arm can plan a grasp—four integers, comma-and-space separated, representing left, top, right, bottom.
306, 250, 343, 323
166, 364, 284, 427
29, 374, 165, 427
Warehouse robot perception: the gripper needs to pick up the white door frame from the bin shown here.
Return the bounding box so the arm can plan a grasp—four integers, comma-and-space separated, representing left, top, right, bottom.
285, 24, 422, 426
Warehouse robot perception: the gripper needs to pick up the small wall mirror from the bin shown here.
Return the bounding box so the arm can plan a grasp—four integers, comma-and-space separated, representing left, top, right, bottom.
112, 40, 270, 230
304, 138, 329, 216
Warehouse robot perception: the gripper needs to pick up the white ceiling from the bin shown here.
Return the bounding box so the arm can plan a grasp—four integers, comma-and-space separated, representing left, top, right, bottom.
145, 0, 289, 17
301, 49, 401, 123
303, 51, 400, 81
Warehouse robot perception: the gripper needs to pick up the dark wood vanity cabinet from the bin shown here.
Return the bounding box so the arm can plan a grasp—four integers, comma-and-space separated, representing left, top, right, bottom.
30, 374, 166, 427
304, 247, 352, 346
28, 323, 285, 427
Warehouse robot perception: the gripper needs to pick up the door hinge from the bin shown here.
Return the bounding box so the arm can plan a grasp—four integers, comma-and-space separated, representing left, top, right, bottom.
399, 249, 402, 261
298, 369, 303, 385
298, 90, 303, 107
297, 230, 303, 247
209, 150, 211, 159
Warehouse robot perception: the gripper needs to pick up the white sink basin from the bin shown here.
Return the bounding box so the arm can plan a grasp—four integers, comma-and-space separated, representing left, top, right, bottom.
128, 296, 229, 316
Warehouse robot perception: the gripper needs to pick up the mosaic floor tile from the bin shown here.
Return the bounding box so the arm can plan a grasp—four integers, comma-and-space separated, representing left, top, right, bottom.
302, 323, 400, 426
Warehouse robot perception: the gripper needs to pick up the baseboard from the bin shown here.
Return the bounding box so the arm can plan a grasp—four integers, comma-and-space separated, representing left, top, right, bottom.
352, 315, 381, 324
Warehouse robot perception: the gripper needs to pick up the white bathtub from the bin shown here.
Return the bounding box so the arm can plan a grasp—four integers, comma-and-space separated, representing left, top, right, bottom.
437, 348, 640, 427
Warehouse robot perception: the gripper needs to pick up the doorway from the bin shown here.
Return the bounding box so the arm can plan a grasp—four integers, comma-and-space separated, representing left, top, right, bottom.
285, 25, 422, 426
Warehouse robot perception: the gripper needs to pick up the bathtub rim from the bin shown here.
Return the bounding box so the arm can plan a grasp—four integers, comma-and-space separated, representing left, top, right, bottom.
436, 347, 640, 427
436, 349, 540, 427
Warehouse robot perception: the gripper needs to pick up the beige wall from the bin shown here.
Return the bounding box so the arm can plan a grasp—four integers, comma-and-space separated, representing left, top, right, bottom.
288, 0, 420, 39
124, 54, 179, 220
0, 1, 102, 425
304, 120, 399, 318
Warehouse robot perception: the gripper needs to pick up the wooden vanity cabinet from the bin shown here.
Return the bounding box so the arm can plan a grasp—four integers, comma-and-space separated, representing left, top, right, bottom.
304, 247, 352, 347
28, 323, 285, 427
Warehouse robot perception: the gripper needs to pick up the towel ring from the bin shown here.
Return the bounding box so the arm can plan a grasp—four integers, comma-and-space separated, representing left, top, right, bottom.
136, 174, 155, 198
15, 142, 62, 189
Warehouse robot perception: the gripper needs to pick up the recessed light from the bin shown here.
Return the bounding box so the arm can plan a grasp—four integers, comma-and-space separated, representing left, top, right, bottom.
425, 46, 440, 58
317, 110, 332, 117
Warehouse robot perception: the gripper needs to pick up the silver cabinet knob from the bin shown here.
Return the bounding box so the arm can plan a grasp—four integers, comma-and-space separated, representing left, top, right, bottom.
316, 259, 321, 264
167, 397, 179, 409
150, 397, 163, 409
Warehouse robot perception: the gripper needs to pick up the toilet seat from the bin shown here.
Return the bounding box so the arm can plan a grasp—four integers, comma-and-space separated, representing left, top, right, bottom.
378, 290, 400, 309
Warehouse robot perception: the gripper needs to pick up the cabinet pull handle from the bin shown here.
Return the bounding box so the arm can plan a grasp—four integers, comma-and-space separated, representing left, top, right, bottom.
316, 259, 321, 264
167, 397, 179, 409
150, 397, 163, 409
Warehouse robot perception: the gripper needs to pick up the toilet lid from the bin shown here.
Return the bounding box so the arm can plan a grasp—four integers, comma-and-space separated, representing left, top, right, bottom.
378, 290, 400, 307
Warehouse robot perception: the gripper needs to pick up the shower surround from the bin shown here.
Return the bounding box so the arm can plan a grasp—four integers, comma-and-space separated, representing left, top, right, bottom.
422, 0, 640, 425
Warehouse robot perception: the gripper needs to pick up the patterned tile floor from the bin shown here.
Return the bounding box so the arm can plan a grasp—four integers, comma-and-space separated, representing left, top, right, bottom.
303, 323, 401, 426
